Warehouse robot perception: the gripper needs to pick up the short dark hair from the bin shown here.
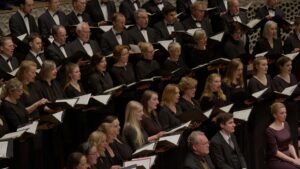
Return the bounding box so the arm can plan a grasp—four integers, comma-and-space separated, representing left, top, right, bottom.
113, 45, 130, 62
276, 56, 291, 68
0, 36, 12, 47
91, 52, 105, 68
66, 152, 84, 169
228, 22, 242, 35
162, 5, 176, 16
112, 12, 125, 23
216, 113, 233, 127
27, 33, 41, 43
52, 25, 65, 36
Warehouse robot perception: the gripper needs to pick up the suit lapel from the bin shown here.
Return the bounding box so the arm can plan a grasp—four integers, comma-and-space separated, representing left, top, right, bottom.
16, 12, 28, 34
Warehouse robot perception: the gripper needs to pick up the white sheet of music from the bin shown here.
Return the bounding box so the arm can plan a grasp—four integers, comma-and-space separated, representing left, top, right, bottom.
284, 52, 299, 60
158, 40, 172, 51
233, 108, 252, 121
219, 104, 234, 113
246, 18, 261, 28
187, 28, 199, 36
133, 142, 156, 155
53, 111, 64, 122
0, 141, 9, 158
56, 98, 78, 107
0, 130, 25, 141
165, 121, 191, 135
17, 121, 39, 134
203, 109, 213, 118
209, 32, 224, 42
76, 93, 92, 105
17, 33, 27, 41
158, 134, 181, 145
281, 84, 298, 96
124, 157, 151, 169
252, 88, 268, 98
91, 94, 111, 105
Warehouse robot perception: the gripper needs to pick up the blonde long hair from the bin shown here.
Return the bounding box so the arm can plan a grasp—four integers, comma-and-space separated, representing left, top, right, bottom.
88, 131, 106, 157
201, 73, 226, 101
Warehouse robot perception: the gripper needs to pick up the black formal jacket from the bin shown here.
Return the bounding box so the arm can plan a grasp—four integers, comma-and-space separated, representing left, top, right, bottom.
182, 16, 214, 36
153, 20, 184, 40
9, 11, 39, 37
221, 11, 249, 31
209, 132, 247, 169
176, 0, 193, 20
184, 152, 215, 169
119, 0, 141, 24
283, 31, 300, 54
252, 37, 283, 56
100, 29, 131, 55
142, 0, 173, 25
208, 0, 227, 13
68, 38, 101, 57
256, 5, 285, 19
45, 42, 72, 65
126, 26, 159, 44
38, 10, 68, 38
25, 52, 46, 69
85, 0, 116, 24
67, 11, 92, 26
0, 55, 19, 72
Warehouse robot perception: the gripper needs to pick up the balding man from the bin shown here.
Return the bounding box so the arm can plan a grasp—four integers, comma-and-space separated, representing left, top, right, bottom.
185, 131, 215, 169
69, 22, 101, 57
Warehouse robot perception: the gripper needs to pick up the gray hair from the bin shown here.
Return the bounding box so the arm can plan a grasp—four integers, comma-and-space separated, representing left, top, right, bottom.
263, 20, 277, 39
134, 8, 147, 21
168, 42, 181, 52
187, 131, 205, 150
0, 78, 23, 99
76, 22, 89, 31
193, 29, 207, 42
39, 60, 56, 80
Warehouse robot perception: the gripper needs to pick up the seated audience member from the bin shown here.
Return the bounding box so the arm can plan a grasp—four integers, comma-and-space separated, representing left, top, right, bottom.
266, 102, 300, 169
153, 5, 184, 40
0, 36, 19, 73
9, 0, 39, 38
119, 0, 141, 24
38, 0, 68, 39
87, 53, 113, 95
140, 90, 165, 137
69, 22, 101, 57
85, 0, 116, 26
209, 113, 247, 169
126, 9, 159, 44
223, 22, 247, 61
184, 131, 215, 169
102, 116, 133, 161
25, 33, 46, 69
66, 152, 88, 169
123, 101, 155, 151
182, 1, 213, 36
67, 0, 91, 26
284, 17, 300, 54
110, 45, 136, 85
79, 142, 99, 169
142, 0, 173, 26
100, 13, 130, 55
135, 42, 160, 80
158, 84, 182, 130
45, 25, 71, 65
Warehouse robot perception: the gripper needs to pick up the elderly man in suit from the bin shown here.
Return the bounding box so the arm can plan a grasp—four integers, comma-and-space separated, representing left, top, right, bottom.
209, 113, 247, 169
0, 36, 19, 73
100, 12, 130, 55
9, 0, 39, 37
38, 0, 68, 39
67, 0, 91, 25
185, 131, 215, 169
85, 0, 116, 26
69, 22, 101, 57
119, 0, 141, 24
127, 8, 159, 44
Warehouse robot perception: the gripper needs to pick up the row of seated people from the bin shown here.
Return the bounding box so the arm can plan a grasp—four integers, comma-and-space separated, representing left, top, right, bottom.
0, 51, 300, 169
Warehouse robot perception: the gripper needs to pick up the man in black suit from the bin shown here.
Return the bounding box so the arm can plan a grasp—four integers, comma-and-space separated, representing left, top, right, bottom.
209, 113, 247, 169
67, 0, 92, 26
119, 0, 141, 25
185, 131, 215, 169
208, 0, 228, 33
25, 34, 46, 68
142, 0, 173, 26
45, 25, 71, 65
69, 22, 101, 57
85, 0, 116, 26
153, 5, 184, 40
182, 1, 214, 36
126, 8, 159, 44
176, 0, 195, 21
38, 0, 68, 39
0, 36, 19, 73
9, 0, 39, 37
100, 13, 130, 55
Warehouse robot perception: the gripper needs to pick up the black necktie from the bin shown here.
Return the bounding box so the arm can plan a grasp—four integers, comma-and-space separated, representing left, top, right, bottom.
101, 1, 107, 5
36, 54, 41, 58
59, 44, 65, 48
77, 13, 83, 17
115, 32, 123, 36
24, 14, 30, 18
6, 58, 12, 63
83, 41, 90, 45
53, 12, 58, 16
140, 27, 147, 31
166, 23, 174, 27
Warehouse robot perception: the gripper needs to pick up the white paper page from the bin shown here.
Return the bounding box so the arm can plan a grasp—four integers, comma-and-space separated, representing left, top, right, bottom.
0, 130, 26, 141
192, 63, 209, 70
165, 121, 191, 135
203, 109, 213, 118
53, 111, 64, 122
133, 142, 156, 155
103, 84, 125, 94
187, 28, 200, 36
129, 44, 141, 53
246, 18, 261, 28
158, 134, 181, 145
17, 33, 27, 41
76, 93, 92, 105
252, 88, 268, 98
282, 84, 298, 96
158, 40, 172, 51
219, 104, 234, 113
99, 25, 112, 32
8, 68, 19, 76
17, 121, 39, 134
255, 51, 268, 57
284, 52, 299, 60
91, 94, 111, 105
124, 158, 151, 169
0, 141, 8, 158
176, 12, 183, 18
233, 108, 252, 121
209, 32, 224, 42
48, 36, 54, 43
56, 98, 78, 107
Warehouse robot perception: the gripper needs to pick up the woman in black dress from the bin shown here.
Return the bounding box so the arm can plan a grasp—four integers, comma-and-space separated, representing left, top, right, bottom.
272, 56, 300, 152
158, 84, 182, 130
79, 142, 99, 169
266, 102, 300, 169
66, 152, 88, 169
247, 56, 273, 169
253, 20, 283, 77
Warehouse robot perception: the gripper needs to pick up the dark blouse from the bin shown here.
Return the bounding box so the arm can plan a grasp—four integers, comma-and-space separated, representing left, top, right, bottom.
158, 105, 182, 130
200, 93, 229, 112
64, 83, 86, 98
135, 59, 160, 80
178, 97, 203, 122
162, 57, 186, 73
188, 46, 216, 68
0, 114, 9, 137
253, 38, 283, 58
141, 112, 162, 136
123, 124, 149, 151
223, 37, 246, 59
248, 75, 272, 95
271, 74, 298, 92
283, 31, 300, 54
110, 63, 136, 85
0, 100, 28, 131
110, 136, 133, 161
87, 71, 114, 95
36, 79, 64, 101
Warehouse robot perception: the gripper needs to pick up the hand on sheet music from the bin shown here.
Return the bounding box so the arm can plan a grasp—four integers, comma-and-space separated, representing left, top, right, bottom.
293, 48, 300, 53
77, 58, 90, 66
244, 99, 255, 106
98, 21, 108, 26
188, 121, 201, 129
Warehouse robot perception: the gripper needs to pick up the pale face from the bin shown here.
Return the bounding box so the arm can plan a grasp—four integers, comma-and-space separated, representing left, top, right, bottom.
148, 93, 159, 111
143, 46, 154, 60
0, 39, 15, 58
49, 0, 60, 12
54, 27, 67, 44
136, 12, 149, 28
267, 0, 277, 8
119, 48, 129, 64
193, 135, 209, 155
232, 30, 242, 41
114, 16, 125, 32
10, 86, 24, 100
87, 146, 99, 166
197, 35, 207, 48
98, 135, 107, 152
96, 57, 107, 72
221, 118, 236, 134
70, 66, 81, 81
173, 87, 180, 103
165, 11, 177, 24
22, 0, 34, 13
77, 24, 90, 42
184, 85, 197, 98
192, 5, 205, 21
169, 47, 181, 61
24, 66, 37, 83
135, 106, 144, 121
233, 64, 243, 80
267, 24, 277, 38
280, 61, 292, 74
76, 156, 88, 169
257, 59, 268, 75
274, 107, 287, 123
229, 0, 240, 15
30, 37, 43, 53
49, 66, 58, 80
210, 76, 221, 92
111, 119, 121, 136
74, 0, 86, 13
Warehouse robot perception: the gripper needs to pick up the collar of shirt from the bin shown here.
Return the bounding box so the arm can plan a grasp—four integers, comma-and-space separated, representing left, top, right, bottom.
267, 5, 276, 11
1, 54, 11, 62
99, 0, 107, 5
18, 9, 28, 18
30, 50, 39, 57
220, 130, 231, 144
74, 10, 83, 16
138, 26, 147, 31
49, 10, 58, 17
54, 41, 64, 48
79, 39, 90, 45
112, 28, 123, 36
